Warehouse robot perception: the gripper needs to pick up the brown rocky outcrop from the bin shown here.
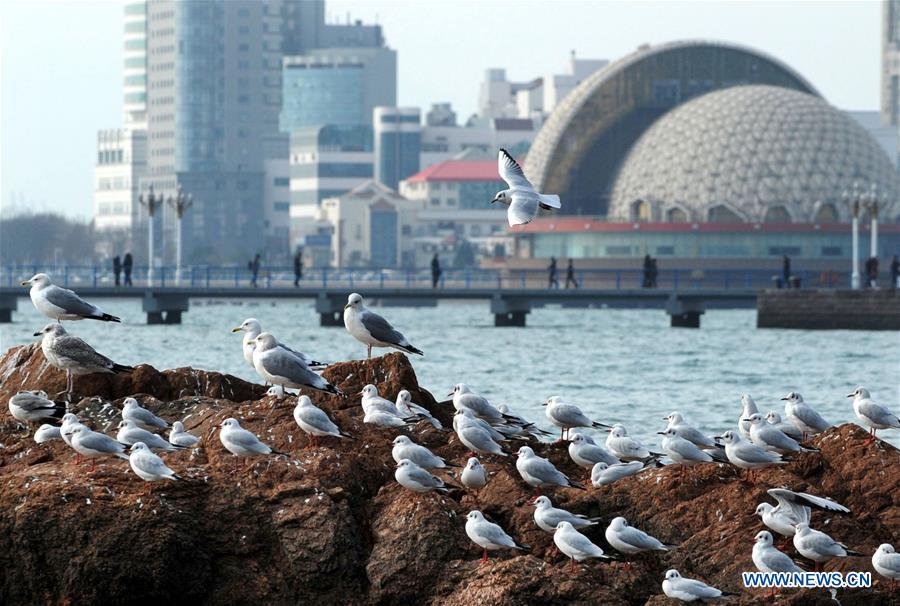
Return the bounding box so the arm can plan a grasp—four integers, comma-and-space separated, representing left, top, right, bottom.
0, 344, 898, 605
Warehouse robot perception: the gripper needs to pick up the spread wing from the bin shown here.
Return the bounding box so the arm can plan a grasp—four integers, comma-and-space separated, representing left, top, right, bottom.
508, 195, 538, 227
768, 488, 849, 514
360, 310, 407, 346
498, 148, 533, 190
44, 285, 103, 317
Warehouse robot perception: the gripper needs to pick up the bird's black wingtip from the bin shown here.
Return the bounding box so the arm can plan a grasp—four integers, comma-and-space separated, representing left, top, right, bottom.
404, 345, 424, 356
113, 364, 134, 374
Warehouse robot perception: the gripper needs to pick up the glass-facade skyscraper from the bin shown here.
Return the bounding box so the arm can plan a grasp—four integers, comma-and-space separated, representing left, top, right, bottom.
374, 107, 421, 190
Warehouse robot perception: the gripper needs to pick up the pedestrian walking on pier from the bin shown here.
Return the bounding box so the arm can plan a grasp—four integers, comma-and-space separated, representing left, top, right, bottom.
294, 250, 303, 287
782, 254, 791, 288
431, 253, 442, 288
123, 253, 133, 286
865, 256, 879, 288
642, 254, 652, 288
113, 255, 122, 287
565, 259, 578, 289
890, 255, 899, 289
249, 254, 261, 288
548, 257, 559, 289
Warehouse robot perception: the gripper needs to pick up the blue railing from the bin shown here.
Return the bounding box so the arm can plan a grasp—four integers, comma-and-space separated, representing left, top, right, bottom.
1, 264, 847, 291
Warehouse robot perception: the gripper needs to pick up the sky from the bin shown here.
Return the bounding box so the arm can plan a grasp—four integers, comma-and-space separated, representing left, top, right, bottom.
0, 0, 882, 220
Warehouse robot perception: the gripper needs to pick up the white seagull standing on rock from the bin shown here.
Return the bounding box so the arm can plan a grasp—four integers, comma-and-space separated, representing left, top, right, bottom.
252, 332, 342, 396
781, 392, 831, 439
532, 496, 600, 533
294, 395, 350, 447
343, 293, 423, 359
872, 544, 900, 590
122, 397, 169, 431
738, 394, 759, 440
128, 442, 182, 494
792, 522, 862, 570
465, 510, 529, 564
218, 418, 284, 461
394, 459, 449, 494
543, 395, 609, 441
605, 516, 676, 556
8, 390, 65, 427
22, 273, 120, 323
460, 457, 488, 491
169, 421, 200, 448
554, 521, 615, 570
232, 318, 326, 370
849, 386, 900, 446
515, 446, 584, 496
492, 148, 560, 227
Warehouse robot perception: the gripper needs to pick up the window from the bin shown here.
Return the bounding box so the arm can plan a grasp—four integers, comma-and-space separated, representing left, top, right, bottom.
656, 246, 675, 256
708, 204, 744, 223
273, 202, 290, 212
125, 39, 146, 50
430, 198, 440, 206
822, 246, 842, 256
273, 177, 289, 187
764, 205, 792, 223
768, 246, 802, 256
815, 203, 839, 224
605, 245, 632, 256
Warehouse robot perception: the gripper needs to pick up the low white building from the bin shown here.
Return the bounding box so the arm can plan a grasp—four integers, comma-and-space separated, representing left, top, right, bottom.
318, 180, 424, 267
93, 128, 147, 256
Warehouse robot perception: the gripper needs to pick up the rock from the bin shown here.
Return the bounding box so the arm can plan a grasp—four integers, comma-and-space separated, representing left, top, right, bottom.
0, 344, 898, 605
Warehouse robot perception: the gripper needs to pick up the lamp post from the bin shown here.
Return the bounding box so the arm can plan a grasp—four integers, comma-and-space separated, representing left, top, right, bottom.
866, 185, 879, 259
167, 185, 193, 286
139, 185, 163, 287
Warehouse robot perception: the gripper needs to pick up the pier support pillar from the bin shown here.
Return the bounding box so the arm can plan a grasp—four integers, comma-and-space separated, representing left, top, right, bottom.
490, 295, 530, 327
666, 295, 705, 328
316, 293, 345, 327
0, 295, 16, 323
142, 293, 189, 325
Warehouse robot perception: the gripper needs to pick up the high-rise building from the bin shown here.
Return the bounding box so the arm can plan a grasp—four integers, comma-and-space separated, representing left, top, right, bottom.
93, 129, 147, 257
279, 46, 396, 131
882, 0, 900, 126
123, 1, 148, 128
373, 107, 421, 189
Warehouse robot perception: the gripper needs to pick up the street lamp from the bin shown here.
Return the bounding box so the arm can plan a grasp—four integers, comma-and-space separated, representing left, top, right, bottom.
139, 185, 163, 287
865, 184, 880, 260
167, 185, 193, 286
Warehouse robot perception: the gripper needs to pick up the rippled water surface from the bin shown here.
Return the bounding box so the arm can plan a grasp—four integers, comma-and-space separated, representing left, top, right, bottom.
2, 298, 898, 447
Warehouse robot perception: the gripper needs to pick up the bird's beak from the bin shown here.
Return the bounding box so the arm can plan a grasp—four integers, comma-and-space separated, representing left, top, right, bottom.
779, 397, 788, 401
356, 391, 363, 396
541, 402, 548, 407
846, 393, 854, 398
447, 392, 454, 397
713, 435, 723, 440
32, 331, 41, 337
656, 431, 665, 435
20, 280, 30, 286
231, 327, 242, 333
740, 418, 751, 422
344, 303, 351, 310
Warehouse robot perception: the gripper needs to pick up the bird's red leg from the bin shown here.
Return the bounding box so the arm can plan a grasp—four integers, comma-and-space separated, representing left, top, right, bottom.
479, 549, 489, 565
569, 558, 577, 572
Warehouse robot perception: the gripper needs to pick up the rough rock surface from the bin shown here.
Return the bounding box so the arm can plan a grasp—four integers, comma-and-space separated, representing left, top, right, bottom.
0, 343, 898, 605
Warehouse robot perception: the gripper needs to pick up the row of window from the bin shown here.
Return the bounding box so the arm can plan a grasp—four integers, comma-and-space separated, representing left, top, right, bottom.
97, 201, 130, 215
97, 176, 132, 190
98, 150, 125, 165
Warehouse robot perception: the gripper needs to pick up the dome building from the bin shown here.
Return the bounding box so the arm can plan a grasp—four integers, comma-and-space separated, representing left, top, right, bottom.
608, 85, 899, 224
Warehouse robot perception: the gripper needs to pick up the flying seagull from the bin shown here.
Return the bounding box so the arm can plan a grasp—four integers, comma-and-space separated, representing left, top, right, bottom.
22, 273, 120, 323
492, 148, 561, 227
343, 292, 423, 359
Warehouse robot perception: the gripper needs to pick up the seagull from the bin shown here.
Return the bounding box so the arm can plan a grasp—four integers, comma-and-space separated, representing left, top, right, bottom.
117, 419, 184, 452
543, 396, 609, 441
738, 394, 759, 440
781, 392, 831, 439
793, 522, 862, 571
453, 408, 508, 443
605, 516, 675, 556
364, 409, 414, 428
59, 413, 85, 448
872, 544, 900, 590
391, 435, 455, 469
34, 324, 133, 401
169, 421, 200, 448
396, 390, 442, 429
218, 418, 284, 461
122, 397, 168, 431
498, 403, 553, 439
461, 457, 487, 491
252, 332, 341, 396
515, 446, 584, 496
662, 569, 734, 603
568, 433, 619, 469
343, 293, 423, 359
764, 411, 804, 442
591, 461, 647, 486
849, 386, 899, 446
492, 148, 560, 227
361, 384, 405, 416
753, 531, 805, 583
232, 318, 326, 371
605, 425, 658, 462
554, 521, 615, 570
662, 411, 717, 449
755, 488, 849, 544
745, 413, 817, 455
128, 442, 182, 494
715, 430, 788, 481
450, 384, 506, 424
8, 390, 65, 427
394, 459, 449, 494
532, 495, 600, 533
67, 425, 129, 472
465, 510, 529, 564
34, 424, 62, 443
294, 395, 350, 448
657, 427, 715, 468
455, 411, 507, 456
22, 273, 120, 323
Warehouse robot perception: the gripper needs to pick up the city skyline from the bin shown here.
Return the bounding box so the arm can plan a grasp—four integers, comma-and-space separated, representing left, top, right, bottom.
0, 0, 882, 220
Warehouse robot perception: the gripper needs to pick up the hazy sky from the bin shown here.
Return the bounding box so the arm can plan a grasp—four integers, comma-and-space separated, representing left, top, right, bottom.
0, 0, 882, 220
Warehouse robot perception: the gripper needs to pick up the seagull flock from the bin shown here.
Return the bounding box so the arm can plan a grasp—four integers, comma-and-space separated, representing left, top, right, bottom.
8, 272, 900, 600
